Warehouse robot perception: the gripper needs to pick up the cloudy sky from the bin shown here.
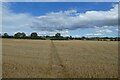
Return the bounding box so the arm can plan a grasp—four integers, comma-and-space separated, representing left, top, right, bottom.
2, 2, 119, 37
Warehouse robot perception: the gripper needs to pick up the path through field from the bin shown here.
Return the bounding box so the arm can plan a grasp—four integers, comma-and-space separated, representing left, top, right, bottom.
49, 40, 69, 78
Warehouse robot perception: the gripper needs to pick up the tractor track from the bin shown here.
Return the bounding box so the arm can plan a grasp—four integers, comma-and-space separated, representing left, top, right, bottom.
48, 40, 69, 78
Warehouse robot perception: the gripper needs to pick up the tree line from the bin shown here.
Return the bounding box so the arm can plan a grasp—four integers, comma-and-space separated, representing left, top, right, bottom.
1, 32, 120, 41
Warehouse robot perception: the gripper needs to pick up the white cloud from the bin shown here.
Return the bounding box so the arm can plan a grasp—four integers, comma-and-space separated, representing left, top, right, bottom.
94, 26, 113, 34
29, 4, 118, 31
74, 33, 103, 37
2, 3, 118, 36
116, 28, 119, 31
38, 30, 69, 36
2, 3, 35, 35
85, 33, 103, 36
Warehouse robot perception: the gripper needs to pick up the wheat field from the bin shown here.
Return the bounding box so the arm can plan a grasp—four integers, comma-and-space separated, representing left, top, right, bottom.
2, 39, 118, 78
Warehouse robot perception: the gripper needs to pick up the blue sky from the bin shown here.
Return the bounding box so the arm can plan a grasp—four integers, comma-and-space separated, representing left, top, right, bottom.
9, 2, 114, 16
2, 2, 118, 37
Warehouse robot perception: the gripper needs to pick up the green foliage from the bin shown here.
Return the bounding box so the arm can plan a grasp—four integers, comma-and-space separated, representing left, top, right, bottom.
1, 32, 120, 41
4, 33, 9, 37
30, 32, 38, 38
55, 33, 61, 38
14, 32, 26, 38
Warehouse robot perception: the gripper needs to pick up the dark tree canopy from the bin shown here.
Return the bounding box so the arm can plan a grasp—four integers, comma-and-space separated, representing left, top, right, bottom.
30, 32, 38, 38
4, 33, 9, 37
55, 33, 61, 38
82, 36, 86, 39
1, 32, 120, 41
14, 32, 26, 38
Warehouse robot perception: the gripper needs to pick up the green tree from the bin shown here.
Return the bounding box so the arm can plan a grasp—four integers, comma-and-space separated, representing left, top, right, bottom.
14, 32, 26, 38
30, 32, 38, 38
70, 36, 72, 40
81, 36, 86, 40
21, 33, 26, 38
3, 33, 9, 37
55, 33, 61, 38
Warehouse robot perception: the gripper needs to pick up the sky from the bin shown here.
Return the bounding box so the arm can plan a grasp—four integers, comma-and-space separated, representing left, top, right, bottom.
2, 2, 119, 37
